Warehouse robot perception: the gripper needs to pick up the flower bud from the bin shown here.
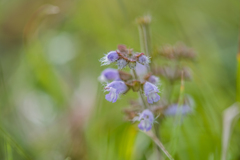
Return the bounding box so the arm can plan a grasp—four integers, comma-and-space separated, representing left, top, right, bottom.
100, 51, 119, 65
138, 55, 150, 66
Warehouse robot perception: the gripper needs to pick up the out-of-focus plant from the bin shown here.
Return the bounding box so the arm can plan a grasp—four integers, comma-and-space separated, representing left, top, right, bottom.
98, 16, 196, 159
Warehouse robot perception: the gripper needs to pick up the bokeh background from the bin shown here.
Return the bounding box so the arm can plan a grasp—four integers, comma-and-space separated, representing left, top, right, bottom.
0, 0, 239, 159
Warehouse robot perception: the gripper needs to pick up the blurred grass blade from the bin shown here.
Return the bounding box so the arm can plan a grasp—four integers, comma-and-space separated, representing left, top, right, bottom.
23, 4, 66, 105
236, 32, 240, 101
170, 71, 185, 155
0, 127, 31, 160
26, 42, 66, 105
221, 103, 240, 160
6, 141, 13, 160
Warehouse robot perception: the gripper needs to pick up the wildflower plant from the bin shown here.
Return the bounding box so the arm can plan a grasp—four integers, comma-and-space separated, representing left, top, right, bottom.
98, 15, 196, 160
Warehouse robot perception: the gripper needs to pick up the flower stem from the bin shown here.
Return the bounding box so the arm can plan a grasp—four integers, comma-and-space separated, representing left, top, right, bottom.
131, 69, 148, 109
146, 130, 174, 160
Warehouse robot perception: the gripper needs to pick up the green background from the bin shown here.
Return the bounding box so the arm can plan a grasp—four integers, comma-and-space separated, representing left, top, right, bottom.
0, 0, 239, 159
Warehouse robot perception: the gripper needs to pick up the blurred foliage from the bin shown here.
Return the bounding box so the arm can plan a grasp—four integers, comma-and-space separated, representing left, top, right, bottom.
0, 0, 239, 159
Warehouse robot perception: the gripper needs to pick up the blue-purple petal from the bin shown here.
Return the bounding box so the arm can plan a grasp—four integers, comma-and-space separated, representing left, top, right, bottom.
107, 51, 119, 62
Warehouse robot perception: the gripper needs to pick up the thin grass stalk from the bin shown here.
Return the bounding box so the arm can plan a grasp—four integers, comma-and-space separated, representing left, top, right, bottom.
236, 28, 240, 101
221, 103, 240, 160
0, 127, 31, 160
170, 71, 185, 155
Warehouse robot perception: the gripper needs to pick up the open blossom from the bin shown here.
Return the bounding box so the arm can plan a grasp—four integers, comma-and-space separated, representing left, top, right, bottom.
164, 104, 192, 116
144, 82, 160, 104
136, 109, 154, 131
117, 59, 128, 69
104, 81, 128, 103
98, 68, 120, 82
138, 55, 150, 66
100, 51, 119, 65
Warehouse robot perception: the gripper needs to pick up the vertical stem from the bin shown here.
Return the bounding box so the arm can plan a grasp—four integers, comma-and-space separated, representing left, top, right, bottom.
137, 16, 152, 72
142, 25, 151, 57
131, 69, 148, 109
138, 25, 145, 54
138, 22, 151, 57
137, 16, 165, 160
170, 71, 185, 155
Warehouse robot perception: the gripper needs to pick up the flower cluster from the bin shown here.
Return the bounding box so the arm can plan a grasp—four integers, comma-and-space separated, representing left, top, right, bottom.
99, 41, 196, 132
99, 45, 161, 131
158, 42, 196, 60
152, 66, 192, 81
100, 45, 150, 69
97, 17, 197, 159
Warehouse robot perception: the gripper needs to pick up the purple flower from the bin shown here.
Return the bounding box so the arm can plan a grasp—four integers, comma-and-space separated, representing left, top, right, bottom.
138, 55, 150, 66
144, 82, 160, 104
137, 109, 154, 131
98, 68, 120, 82
104, 81, 128, 103
117, 59, 128, 69
164, 104, 192, 116
135, 62, 148, 81
100, 51, 119, 65
148, 75, 160, 85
